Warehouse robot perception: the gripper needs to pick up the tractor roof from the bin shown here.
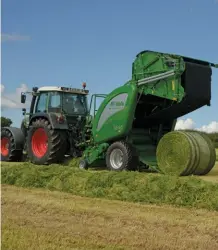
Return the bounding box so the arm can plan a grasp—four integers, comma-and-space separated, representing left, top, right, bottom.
38, 86, 89, 95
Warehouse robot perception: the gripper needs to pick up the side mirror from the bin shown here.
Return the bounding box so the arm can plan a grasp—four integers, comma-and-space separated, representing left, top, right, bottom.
32, 87, 38, 92
21, 93, 26, 103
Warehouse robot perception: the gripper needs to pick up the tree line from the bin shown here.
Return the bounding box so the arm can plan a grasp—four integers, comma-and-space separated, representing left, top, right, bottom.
0, 116, 13, 127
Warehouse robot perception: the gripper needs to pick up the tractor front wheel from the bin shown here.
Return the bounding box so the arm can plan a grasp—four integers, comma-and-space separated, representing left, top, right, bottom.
106, 141, 138, 171
27, 118, 67, 165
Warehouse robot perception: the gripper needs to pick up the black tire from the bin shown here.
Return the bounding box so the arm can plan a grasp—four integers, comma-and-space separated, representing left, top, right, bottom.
1, 129, 23, 161
27, 118, 67, 165
106, 141, 138, 171
79, 159, 88, 170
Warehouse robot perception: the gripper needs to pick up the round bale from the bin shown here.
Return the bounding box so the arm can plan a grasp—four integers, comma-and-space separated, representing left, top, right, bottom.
156, 131, 197, 176
190, 132, 216, 175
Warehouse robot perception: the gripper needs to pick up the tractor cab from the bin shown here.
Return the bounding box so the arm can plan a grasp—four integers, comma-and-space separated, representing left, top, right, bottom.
21, 84, 89, 125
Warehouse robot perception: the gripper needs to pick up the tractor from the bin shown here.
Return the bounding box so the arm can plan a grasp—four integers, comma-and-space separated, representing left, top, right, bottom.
1, 84, 98, 165
1, 50, 217, 175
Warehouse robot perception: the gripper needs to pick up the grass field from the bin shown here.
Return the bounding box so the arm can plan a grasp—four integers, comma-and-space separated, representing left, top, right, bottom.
1, 152, 218, 250
198, 161, 218, 183
2, 184, 218, 250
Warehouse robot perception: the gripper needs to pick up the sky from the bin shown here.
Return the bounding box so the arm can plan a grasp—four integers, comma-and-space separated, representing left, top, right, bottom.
1, 0, 218, 132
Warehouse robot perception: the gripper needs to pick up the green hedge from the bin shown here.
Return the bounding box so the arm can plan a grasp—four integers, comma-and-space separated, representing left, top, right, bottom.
1, 161, 218, 211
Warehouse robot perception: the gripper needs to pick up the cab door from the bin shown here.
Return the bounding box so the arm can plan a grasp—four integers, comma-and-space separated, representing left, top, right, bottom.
89, 94, 107, 117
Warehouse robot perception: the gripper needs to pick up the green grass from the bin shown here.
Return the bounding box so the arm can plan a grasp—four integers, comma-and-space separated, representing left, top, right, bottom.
1, 160, 218, 211
216, 148, 218, 161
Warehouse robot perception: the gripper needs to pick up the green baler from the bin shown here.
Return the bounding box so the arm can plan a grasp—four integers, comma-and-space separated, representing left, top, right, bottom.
80, 50, 218, 174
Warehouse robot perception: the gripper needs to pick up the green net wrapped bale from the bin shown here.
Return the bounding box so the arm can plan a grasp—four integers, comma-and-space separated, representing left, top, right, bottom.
180, 132, 200, 176
190, 132, 216, 175
156, 131, 198, 176
185, 131, 211, 176
156, 130, 215, 176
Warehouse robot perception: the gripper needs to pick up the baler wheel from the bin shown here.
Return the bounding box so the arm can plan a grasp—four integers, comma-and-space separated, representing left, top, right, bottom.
27, 118, 67, 165
106, 141, 138, 171
0, 129, 23, 161
79, 159, 88, 170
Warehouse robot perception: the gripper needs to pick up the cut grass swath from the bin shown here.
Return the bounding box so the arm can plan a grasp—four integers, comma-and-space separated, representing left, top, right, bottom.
1, 161, 218, 211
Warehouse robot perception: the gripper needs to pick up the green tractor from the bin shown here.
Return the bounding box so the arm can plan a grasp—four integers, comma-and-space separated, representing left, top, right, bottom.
1, 50, 217, 175
1, 84, 96, 164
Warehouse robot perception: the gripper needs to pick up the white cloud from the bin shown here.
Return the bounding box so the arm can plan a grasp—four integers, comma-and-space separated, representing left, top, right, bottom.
1, 83, 29, 109
1, 33, 31, 42
175, 118, 218, 133
197, 121, 218, 133
0, 84, 5, 93
175, 118, 195, 130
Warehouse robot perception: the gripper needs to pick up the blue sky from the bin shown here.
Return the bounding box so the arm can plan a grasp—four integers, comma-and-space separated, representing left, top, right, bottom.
1, 0, 218, 131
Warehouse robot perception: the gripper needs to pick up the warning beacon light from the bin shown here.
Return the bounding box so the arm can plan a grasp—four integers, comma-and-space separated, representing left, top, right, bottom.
82, 82, 86, 89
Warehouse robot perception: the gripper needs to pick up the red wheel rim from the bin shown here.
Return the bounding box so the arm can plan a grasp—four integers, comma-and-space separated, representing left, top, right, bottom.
1, 137, 10, 156
31, 128, 48, 158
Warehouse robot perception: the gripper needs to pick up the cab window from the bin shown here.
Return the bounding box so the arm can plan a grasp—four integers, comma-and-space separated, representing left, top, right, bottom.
48, 92, 61, 112
35, 92, 48, 113
62, 92, 87, 115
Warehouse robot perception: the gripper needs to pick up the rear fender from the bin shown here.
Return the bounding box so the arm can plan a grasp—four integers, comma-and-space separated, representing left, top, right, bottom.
29, 113, 68, 130
1, 127, 25, 150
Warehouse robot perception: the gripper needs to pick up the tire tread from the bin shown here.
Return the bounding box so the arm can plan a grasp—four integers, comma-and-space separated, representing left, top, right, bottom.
1, 129, 22, 161
27, 118, 67, 164
106, 140, 138, 171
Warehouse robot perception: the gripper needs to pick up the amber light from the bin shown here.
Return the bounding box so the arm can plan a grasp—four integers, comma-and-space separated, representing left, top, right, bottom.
82, 82, 86, 89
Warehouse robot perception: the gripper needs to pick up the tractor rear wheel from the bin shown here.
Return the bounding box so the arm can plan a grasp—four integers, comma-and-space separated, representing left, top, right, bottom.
27, 118, 67, 165
1, 129, 23, 161
106, 141, 138, 171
